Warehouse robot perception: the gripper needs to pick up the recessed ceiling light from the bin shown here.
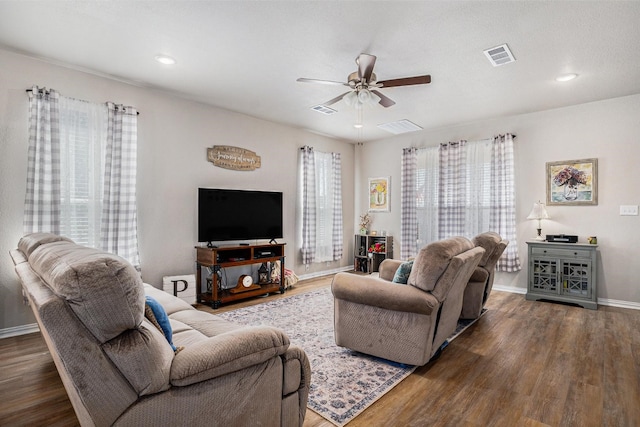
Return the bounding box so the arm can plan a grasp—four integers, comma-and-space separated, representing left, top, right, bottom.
353, 123, 363, 129
556, 73, 578, 82
154, 54, 176, 65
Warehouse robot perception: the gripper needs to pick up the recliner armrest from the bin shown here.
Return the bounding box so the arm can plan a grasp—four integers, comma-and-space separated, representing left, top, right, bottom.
170, 325, 289, 386
379, 259, 403, 281
331, 272, 439, 315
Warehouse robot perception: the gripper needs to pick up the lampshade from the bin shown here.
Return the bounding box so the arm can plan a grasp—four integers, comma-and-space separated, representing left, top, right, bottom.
527, 200, 549, 241
527, 201, 549, 220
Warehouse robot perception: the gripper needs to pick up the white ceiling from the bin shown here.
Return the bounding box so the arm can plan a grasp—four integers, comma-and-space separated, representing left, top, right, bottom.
2, 1, 640, 143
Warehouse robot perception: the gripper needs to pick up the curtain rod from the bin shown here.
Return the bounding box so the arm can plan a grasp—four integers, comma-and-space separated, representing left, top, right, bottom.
25, 88, 140, 115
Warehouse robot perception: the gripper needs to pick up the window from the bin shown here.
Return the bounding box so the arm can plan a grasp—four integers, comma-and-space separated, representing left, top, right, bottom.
24, 87, 140, 267
401, 135, 520, 271
299, 146, 343, 264
58, 97, 106, 247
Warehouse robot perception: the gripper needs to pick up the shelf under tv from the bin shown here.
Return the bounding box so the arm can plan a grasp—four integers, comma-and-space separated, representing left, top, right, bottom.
195, 243, 286, 309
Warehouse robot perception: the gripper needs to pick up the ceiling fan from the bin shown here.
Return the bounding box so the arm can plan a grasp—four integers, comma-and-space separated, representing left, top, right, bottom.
297, 53, 431, 108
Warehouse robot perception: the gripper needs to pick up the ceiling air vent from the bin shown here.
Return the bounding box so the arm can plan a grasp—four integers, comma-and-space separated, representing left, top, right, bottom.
483, 44, 516, 67
377, 119, 423, 135
311, 104, 337, 115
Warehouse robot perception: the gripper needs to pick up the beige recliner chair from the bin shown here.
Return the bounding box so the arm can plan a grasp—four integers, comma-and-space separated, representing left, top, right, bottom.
331, 236, 484, 366
460, 232, 508, 320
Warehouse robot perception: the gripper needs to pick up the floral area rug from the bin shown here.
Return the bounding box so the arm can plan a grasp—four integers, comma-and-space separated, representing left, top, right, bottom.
218, 287, 483, 426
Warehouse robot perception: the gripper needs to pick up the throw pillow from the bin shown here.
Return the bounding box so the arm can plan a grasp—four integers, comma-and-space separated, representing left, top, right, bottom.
392, 260, 414, 284
144, 295, 179, 353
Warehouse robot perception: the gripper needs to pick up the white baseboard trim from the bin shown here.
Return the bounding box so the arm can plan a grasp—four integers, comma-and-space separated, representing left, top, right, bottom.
492, 285, 640, 310
0, 323, 40, 339
597, 298, 640, 310
298, 266, 352, 282
493, 285, 527, 295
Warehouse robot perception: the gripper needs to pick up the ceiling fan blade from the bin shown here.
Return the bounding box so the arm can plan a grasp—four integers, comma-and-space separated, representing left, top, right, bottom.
297, 78, 349, 86
357, 53, 376, 82
323, 91, 351, 106
371, 90, 396, 108
377, 75, 431, 88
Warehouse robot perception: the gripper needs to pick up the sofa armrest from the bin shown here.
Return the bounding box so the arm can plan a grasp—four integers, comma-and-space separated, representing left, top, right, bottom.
331, 272, 439, 315
379, 259, 403, 281
170, 325, 290, 386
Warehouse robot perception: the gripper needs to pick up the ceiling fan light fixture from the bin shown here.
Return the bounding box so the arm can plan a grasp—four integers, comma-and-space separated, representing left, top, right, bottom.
344, 91, 358, 107
357, 89, 372, 104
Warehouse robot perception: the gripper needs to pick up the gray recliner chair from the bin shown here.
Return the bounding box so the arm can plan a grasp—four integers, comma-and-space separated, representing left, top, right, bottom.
331, 236, 484, 366
460, 232, 508, 320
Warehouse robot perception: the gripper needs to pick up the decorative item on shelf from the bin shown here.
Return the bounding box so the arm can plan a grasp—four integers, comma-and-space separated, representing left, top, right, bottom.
258, 262, 270, 284
270, 260, 281, 283
527, 200, 550, 241
368, 242, 385, 254
359, 213, 371, 235
229, 274, 261, 294
588, 236, 597, 244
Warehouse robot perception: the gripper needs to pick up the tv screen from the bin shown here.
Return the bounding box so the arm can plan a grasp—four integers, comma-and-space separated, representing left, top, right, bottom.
198, 188, 283, 243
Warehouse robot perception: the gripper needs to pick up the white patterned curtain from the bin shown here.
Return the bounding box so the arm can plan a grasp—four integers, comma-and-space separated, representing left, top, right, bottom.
400, 148, 417, 259
101, 103, 140, 268
299, 146, 343, 265
23, 87, 140, 269
400, 134, 520, 271
24, 86, 61, 234
490, 134, 520, 272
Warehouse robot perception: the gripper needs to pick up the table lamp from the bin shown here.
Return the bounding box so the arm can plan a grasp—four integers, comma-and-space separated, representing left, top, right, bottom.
527, 201, 549, 241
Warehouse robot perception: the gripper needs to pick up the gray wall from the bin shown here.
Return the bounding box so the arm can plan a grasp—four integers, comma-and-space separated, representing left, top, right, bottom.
0, 49, 355, 333
355, 94, 640, 304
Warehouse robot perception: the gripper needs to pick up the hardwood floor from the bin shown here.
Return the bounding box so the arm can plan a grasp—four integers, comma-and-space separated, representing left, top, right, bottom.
2, 276, 640, 426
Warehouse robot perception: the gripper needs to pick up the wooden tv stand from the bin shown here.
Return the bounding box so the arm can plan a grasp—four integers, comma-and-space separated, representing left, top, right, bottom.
195, 243, 286, 309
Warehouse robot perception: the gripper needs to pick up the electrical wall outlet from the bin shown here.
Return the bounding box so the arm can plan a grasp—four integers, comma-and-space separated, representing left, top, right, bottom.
620, 205, 639, 216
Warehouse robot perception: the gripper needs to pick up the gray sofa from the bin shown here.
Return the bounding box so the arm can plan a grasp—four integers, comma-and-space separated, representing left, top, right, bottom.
10, 233, 310, 427
331, 236, 484, 366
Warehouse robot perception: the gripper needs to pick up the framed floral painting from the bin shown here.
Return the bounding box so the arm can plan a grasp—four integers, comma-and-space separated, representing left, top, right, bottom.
546, 158, 598, 205
368, 177, 390, 212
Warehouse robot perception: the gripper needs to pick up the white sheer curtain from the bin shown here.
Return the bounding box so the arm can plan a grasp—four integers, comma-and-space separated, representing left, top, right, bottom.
299, 146, 343, 265
400, 134, 521, 271
23, 86, 140, 268
58, 96, 106, 248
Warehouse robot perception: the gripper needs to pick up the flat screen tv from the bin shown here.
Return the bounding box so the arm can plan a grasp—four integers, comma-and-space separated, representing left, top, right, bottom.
198, 188, 283, 244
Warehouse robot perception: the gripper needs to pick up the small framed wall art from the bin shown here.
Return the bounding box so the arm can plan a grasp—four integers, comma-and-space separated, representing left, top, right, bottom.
546, 158, 598, 205
368, 176, 390, 212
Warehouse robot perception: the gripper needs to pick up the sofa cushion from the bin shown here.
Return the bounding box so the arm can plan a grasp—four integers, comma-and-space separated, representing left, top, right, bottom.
392, 260, 413, 284
26, 239, 144, 343
408, 237, 474, 293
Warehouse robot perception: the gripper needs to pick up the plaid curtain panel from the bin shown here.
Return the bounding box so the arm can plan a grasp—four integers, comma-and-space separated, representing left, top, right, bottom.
491, 134, 521, 272
101, 103, 140, 268
300, 146, 316, 265
438, 141, 468, 238
400, 147, 418, 259
331, 153, 343, 261
24, 86, 61, 234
